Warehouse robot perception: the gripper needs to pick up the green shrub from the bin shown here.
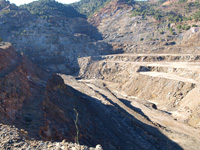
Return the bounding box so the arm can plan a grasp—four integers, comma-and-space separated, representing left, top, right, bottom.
182, 24, 191, 30
172, 32, 176, 35
169, 27, 173, 33
21, 0, 85, 19
160, 30, 164, 34
193, 11, 200, 22
178, 0, 187, 3
167, 11, 183, 23
192, 24, 198, 27
71, 0, 111, 17
176, 25, 182, 29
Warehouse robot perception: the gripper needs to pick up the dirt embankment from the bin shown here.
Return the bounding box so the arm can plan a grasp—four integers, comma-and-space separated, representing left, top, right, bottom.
77, 53, 200, 149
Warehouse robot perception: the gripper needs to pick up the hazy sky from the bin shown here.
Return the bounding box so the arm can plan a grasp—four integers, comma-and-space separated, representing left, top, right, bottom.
9, 0, 80, 6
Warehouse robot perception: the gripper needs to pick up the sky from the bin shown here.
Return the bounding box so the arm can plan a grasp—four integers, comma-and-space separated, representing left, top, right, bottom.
9, 0, 80, 6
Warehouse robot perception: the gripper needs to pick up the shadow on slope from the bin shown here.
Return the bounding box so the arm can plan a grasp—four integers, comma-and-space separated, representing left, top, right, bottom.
0, 74, 183, 150
0, 1, 121, 75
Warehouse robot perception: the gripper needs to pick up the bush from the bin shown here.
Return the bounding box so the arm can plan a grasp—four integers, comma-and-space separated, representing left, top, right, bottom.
185, 26, 191, 30
182, 24, 191, 30
167, 11, 183, 23
192, 24, 198, 27
178, 0, 187, 3
193, 11, 200, 22
71, 0, 111, 17
169, 27, 173, 33
160, 30, 164, 34
176, 25, 182, 29
21, 0, 85, 19
172, 32, 176, 35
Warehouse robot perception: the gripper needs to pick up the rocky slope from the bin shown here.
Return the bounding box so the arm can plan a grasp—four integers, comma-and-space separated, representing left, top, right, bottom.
0, 0, 114, 74
0, 43, 99, 149
1, 0, 199, 74
0, 123, 101, 150
0, 43, 185, 149
77, 53, 200, 149
1, 0, 200, 149
0, 43, 47, 121
88, 0, 200, 53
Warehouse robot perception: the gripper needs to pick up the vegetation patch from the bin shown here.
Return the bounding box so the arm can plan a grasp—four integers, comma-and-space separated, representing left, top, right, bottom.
21, 0, 85, 20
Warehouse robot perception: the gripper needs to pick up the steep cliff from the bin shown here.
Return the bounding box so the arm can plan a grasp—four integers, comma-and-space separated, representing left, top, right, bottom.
0, 43, 46, 121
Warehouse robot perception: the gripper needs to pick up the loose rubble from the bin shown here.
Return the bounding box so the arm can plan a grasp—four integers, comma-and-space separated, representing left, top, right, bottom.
0, 123, 102, 150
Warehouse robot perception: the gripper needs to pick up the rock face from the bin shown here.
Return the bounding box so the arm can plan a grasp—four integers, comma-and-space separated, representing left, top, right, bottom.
177, 27, 200, 46
0, 43, 184, 150
9, 17, 112, 74
0, 43, 46, 121
1, 0, 199, 75
78, 53, 200, 149
1, 0, 200, 149
78, 54, 200, 111
88, 0, 160, 52
0, 1, 114, 74
0, 43, 105, 148
89, 0, 137, 44
88, 0, 200, 53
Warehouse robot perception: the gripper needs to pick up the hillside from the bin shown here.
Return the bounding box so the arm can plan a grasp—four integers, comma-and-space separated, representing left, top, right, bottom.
71, 0, 111, 17
20, 0, 86, 19
0, 43, 104, 149
89, 0, 200, 53
0, 0, 114, 74
0, 43, 185, 150
1, 0, 198, 74
1, 0, 200, 149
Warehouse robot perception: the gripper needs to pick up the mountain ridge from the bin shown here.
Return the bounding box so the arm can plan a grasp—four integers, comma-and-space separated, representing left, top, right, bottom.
1, 0, 200, 149
0, 0, 115, 74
